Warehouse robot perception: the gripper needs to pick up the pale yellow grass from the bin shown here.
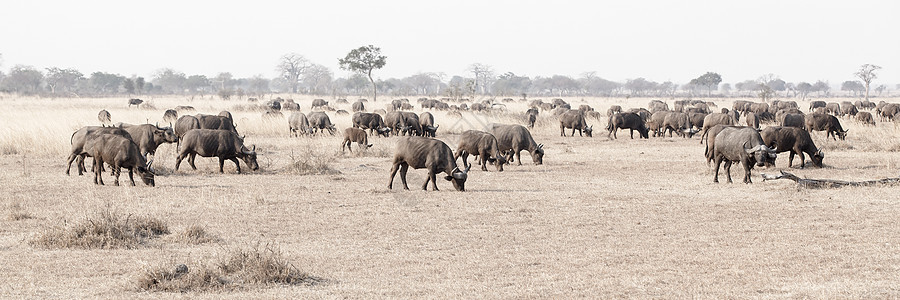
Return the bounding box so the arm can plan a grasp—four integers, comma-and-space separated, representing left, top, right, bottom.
2, 95, 900, 298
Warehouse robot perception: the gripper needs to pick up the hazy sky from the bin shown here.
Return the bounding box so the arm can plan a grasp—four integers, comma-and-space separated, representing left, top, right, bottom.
2, 0, 898, 86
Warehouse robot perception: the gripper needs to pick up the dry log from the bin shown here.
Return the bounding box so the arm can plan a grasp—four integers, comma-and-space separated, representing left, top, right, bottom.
762, 170, 900, 188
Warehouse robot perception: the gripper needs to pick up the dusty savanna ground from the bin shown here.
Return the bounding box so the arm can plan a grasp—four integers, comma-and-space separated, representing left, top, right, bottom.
2, 95, 900, 298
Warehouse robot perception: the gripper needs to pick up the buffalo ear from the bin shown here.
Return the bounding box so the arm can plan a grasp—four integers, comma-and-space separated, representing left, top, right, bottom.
444, 175, 453, 181
251, 145, 256, 152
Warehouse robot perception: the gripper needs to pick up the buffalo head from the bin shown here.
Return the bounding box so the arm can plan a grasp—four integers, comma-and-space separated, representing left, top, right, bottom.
746, 144, 777, 167
241, 145, 259, 171
443, 165, 471, 191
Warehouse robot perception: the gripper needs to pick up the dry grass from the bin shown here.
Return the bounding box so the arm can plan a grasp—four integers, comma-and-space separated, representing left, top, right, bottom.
30, 208, 169, 249
6, 203, 33, 221
4, 95, 900, 298
137, 244, 321, 292
173, 225, 220, 245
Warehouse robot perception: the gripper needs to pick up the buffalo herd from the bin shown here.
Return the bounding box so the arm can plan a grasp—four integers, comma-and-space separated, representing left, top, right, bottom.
69, 96, 890, 189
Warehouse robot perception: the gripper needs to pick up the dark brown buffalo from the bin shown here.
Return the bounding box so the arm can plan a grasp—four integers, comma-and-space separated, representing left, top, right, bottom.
607, 112, 649, 139
699, 113, 738, 144
855, 100, 875, 110
197, 114, 237, 133
66, 126, 133, 175
352, 101, 366, 112
781, 113, 806, 129
85, 134, 155, 186
308, 112, 337, 135
311, 99, 328, 109
878, 103, 900, 121
163, 109, 178, 124
703, 125, 744, 165
384, 111, 404, 135
648, 100, 669, 113
352, 112, 391, 137
712, 127, 776, 183
856, 111, 875, 126
118, 123, 178, 166
745, 112, 760, 129
688, 112, 707, 130
341, 128, 371, 152
733, 100, 752, 113
825, 102, 841, 116
98, 110, 111, 126
607, 105, 622, 116
840, 103, 858, 117
174, 115, 200, 140
388, 136, 470, 191
288, 112, 312, 136
805, 113, 847, 140
400, 112, 422, 136
809, 100, 826, 112
578, 104, 593, 112
419, 112, 436, 137
760, 126, 824, 168
662, 112, 696, 138
128, 98, 143, 107
175, 129, 258, 173
454, 130, 507, 172
648, 111, 670, 137
490, 124, 544, 165
559, 110, 592, 137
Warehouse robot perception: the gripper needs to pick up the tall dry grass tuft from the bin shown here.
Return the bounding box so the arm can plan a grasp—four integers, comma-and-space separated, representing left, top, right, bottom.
7, 202, 34, 221
284, 144, 341, 175
173, 225, 220, 245
137, 244, 322, 292
31, 209, 169, 249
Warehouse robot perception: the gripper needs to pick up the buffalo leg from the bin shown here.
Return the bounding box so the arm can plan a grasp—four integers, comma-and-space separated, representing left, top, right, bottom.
175, 152, 186, 171
388, 162, 400, 189
422, 171, 432, 190
127, 167, 136, 186
188, 153, 198, 170
65, 153, 78, 175
93, 158, 103, 185
713, 156, 723, 183
516, 150, 523, 166
723, 161, 733, 183
231, 158, 241, 173
480, 155, 488, 172
113, 166, 122, 186
219, 157, 226, 173
788, 152, 796, 168
399, 163, 410, 190
742, 161, 752, 184
429, 171, 440, 191
560, 125, 565, 137
797, 151, 806, 169
629, 129, 634, 139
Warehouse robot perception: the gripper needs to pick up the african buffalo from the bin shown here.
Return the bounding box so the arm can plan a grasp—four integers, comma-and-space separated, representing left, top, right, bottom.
175, 129, 258, 173
341, 127, 371, 152
288, 112, 312, 136
760, 126, 824, 168
712, 127, 776, 183
856, 111, 875, 126
490, 124, 544, 165
388, 136, 470, 191
352, 112, 391, 137
308, 112, 337, 135
559, 110, 592, 137
805, 113, 847, 140
85, 134, 154, 186
66, 126, 133, 176
98, 110, 111, 126
455, 130, 507, 172
607, 112, 649, 139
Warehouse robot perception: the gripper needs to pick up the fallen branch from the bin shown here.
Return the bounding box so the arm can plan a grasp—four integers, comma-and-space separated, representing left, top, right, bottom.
761, 171, 900, 188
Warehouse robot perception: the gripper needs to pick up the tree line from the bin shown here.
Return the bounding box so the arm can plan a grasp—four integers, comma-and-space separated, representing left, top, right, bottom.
0, 51, 887, 101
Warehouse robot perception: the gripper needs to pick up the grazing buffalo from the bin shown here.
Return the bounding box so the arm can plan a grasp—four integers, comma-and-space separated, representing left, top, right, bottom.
745, 112, 760, 129
856, 111, 875, 126
712, 127, 776, 183
780, 113, 806, 129
825, 102, 841, 116
649, 100, 669, 113
197, 114, 237, 133
85, 134, 155, 186
840, 102, 858, 117
559, 110, 593, 137
384, 111, 404, 135
648, 111, 670, 137
174, 115, 200, 140
805, 113, 847, 140
308, 111, 337, 135
288, 112, 312, 136
855, 100, 875, 110
163, 109, 178, 124
311, 99, 328, 109
352, 101, 366, 112
607, 105, 623, 116
118, 123, 178, 166
175, 129, 258, 173
809, 100, 826, 112
174, 105, 195, 113
281, 101, 300, 111
352, 112, 391, 137
399, 112, 422, 136
388, 136, 470, 191
66, 126, 133, 176
662, 112, 696, 138
760, 126, 824, 168
341, 127, 371, 152
455, 130, 507, 172
419, 112, 436, 137
878, 103, 900, 121
98, 110, 111, 126
607, 112, 649, 139
490, 124, 544, 165
263, 110, 284, 120
336, 110, 349, 116
128, 98, 143, 107
700, 113, 738, 144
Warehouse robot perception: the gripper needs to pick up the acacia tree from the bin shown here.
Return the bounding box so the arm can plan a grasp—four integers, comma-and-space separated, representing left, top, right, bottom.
468, 63, 494, 95
277, 53, 311, 93
339, 45, 387, 101
855, 64, 881, 101
689, 72, 722, 97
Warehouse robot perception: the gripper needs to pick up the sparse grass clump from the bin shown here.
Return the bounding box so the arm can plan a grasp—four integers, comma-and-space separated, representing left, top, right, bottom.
7, 203, 33, 221
286, 148, 340, 175
31, 209, 169, 249
173, 225, 220, 245
137, 245, 322, 292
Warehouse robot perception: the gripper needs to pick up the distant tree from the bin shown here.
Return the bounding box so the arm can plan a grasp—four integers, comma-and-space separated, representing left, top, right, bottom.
757, 84, 775, 102
277, 53, 311, 94
720, 83, 732, 96
152, 68, 187, 93
1, 65, 44, 94
855, 64, 881, 101
339, 45, 387, 101
875, 84, 886, 96
184, 75, 210, 94
767, 78, 786, 95
467, 63, 494, 95
689, 72, 722, 97
123, 78, 135, 94
302, 64, 333, 94
579, 72, 620, 97
813, 80, 830, 97
214, 72, 234, 91
44, 67, 84, 95
624, 78, 657, 97
89, 72, 125, 95
841, 80, 865, 96
247, 75, 270, 97
135, 77, 145, 94
795, 82, 813, 100
494, 72, 532, 96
